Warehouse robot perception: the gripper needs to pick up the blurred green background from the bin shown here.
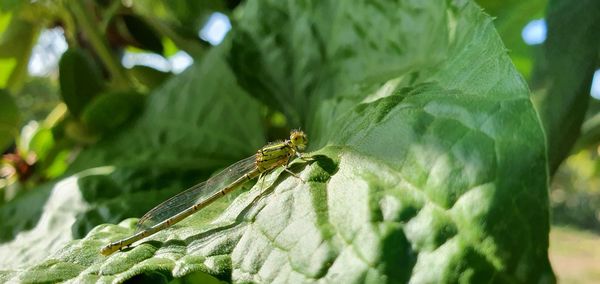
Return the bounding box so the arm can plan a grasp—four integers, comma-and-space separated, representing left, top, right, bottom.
1, 0, 599, 283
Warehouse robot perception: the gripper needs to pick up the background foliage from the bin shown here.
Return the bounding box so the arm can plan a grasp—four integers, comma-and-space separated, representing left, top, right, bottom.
0, 0, 599, 283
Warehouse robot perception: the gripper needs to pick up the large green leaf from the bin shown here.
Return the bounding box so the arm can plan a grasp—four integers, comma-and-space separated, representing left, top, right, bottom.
0, 0, 552, 283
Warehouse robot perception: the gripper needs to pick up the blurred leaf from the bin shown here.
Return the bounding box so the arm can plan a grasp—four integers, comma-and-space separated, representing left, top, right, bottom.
550, 150, 600, 233
28, 127, 54, 159
26, 125, 71, 180
128, 65, 171, 89
0, 181, 52, 243
0, 58, 16, 87
40, 149, 69, 179
120, 14, 164, 54
81, 91, 146, 132
531, 0, 600, 175
65, 120, 100, 144
1, 0, 552, 283
575, 112, 600, 151
0, 13, 32, 57
0, 12, 10, 30
11, 77, 61, 127
0, 88, 19, 151
0, 0, 20, 12
0, 14, 37, 91
575, 99, 600, 151
58, 48, 105, 118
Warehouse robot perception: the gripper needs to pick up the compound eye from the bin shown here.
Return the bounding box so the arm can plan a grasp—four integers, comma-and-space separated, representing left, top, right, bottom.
290, 131, 307, 149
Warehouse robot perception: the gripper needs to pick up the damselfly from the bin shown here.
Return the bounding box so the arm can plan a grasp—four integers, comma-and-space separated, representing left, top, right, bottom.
101, 130, 308, 255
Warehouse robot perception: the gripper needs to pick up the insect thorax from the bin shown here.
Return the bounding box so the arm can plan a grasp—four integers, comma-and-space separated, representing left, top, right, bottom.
255, 141, 294, 172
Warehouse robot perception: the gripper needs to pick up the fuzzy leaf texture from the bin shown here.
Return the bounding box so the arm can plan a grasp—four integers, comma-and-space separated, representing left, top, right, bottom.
0, 0, 553, 283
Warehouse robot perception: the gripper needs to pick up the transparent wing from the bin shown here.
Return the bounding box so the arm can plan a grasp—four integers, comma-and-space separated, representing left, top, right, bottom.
135, 155, 257, 232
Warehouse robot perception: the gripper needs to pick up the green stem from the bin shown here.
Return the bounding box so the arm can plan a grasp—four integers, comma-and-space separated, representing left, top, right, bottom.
141, 16, 205, 58
100, 0, 122, 31
69, 0, 131, 89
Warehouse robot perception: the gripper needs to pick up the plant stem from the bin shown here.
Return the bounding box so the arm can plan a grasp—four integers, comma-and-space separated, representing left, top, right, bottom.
141, 16, 205, 58
69, 0, 131, 89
